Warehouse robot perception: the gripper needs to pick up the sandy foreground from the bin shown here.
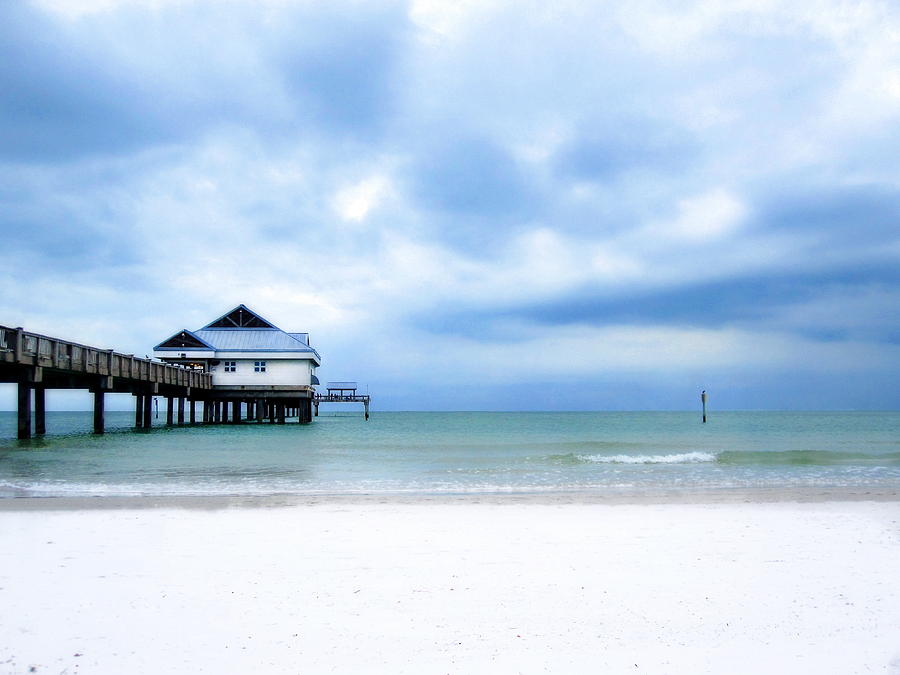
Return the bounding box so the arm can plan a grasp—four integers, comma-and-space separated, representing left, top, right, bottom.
1, 496, 899, 674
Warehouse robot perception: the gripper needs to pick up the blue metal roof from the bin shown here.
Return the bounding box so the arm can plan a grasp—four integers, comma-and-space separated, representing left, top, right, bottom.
153, 305, 321, 362
193, 329, 318, 354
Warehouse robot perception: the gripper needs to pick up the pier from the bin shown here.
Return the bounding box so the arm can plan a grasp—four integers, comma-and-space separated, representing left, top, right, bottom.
1, 324, 319, 439
315, 382, 370, 420
1, 325, 211, 439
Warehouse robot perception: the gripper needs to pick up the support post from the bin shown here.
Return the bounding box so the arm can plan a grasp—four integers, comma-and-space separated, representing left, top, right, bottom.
364, 399, 369, 421
701, 390, 708, 424
135, 393, 144, 428
314, 399, 319, 417
17, 382, 32, 440
34, 386, 46, 435
93, 389, 105, 434
190, 399, 196, 425
166, 397, 174, 425
277, 402, 286, 424
256, 399, 265, 423
177, 397, 185, 425
232, 400, 241, 424
221, 401, 229, 424
143, 394, 152, 428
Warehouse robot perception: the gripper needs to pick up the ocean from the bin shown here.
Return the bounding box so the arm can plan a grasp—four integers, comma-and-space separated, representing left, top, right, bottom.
1, 411, 898, 497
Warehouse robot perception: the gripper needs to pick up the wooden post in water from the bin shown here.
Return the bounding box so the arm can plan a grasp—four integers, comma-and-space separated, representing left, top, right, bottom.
189, 399, 196, 425
177, 397, 185, 425
232, 400, 241, 424
142, 394, 152, 428
166, 397, 174, 426
17, 382, 32, 440
701, 390, 708, 424
34, 386, 46, 435
135, 393, 144, 428
93, 389, 105, 434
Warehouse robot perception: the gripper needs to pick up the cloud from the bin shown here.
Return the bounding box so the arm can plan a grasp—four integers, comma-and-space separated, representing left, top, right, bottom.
2, 0, 900, 410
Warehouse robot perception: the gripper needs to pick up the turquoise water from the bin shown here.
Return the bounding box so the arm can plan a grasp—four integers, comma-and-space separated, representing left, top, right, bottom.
0, 411, 898, 496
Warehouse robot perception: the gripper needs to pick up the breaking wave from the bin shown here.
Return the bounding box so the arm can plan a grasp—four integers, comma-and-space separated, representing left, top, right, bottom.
556, 450, 900, 466
561, 451, 717, 464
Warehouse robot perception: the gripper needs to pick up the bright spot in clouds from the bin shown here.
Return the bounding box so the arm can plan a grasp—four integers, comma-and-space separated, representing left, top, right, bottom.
332, 176, 391, 223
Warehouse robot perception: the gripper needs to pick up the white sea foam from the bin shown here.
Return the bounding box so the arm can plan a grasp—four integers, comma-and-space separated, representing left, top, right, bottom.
577, 451, 717, 464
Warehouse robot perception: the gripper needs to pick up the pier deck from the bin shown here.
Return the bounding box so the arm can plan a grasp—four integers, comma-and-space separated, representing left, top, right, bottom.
1, 325, 212, 439
314, 382, 370, 420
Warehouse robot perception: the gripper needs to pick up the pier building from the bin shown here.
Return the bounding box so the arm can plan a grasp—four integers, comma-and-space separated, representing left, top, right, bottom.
153, 305, 321, 424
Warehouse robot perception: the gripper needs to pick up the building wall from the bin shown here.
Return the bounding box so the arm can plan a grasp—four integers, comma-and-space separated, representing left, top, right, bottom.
208, 357, 315, 386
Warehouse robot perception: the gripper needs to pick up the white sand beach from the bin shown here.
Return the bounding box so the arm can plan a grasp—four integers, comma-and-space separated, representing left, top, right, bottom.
1, 497, 899, 674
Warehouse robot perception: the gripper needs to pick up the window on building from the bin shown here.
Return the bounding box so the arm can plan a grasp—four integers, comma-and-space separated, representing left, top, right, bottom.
254, 361, 267, 373
224, 361, 236, 372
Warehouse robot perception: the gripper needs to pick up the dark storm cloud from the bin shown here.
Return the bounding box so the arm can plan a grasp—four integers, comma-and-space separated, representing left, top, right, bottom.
277, 4, 409, 137
760, 184, 900, 247
512, 264, 899, 332
0, 3, 175, 161
0, 1, 409, 162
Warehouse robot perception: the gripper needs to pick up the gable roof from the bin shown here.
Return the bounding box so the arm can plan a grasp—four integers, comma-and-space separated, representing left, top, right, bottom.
153, 304, 321, 361
154, 329, 215, 351
203, 304, 278, 330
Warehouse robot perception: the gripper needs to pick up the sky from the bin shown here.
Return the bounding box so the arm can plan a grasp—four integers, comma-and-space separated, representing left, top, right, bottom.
1, 0, 899, 411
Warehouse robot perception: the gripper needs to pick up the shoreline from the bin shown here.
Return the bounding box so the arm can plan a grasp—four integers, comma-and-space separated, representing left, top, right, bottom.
1, 484, 898, 510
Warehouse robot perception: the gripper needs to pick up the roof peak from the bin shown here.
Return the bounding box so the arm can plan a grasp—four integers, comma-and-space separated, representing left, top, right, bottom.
202, 304, 279, 330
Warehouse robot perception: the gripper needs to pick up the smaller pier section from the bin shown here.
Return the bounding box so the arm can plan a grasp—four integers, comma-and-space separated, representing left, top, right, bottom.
315, 382, 370, 420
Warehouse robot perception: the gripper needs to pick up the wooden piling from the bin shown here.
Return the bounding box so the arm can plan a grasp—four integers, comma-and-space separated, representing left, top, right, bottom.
701, 390, 708, 424
17, 382, 32, 440
177, 397, 185, 425
232, 400, 240, 424
135, 393, 144, 428
166, 397, 174, 425
34, 386, 46, 435
189, 399, 196, 425
93, 389, 105, 434
142, 394, 152, 428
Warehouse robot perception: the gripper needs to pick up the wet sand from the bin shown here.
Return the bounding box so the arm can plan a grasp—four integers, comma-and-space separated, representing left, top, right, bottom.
0, 485, 897, 511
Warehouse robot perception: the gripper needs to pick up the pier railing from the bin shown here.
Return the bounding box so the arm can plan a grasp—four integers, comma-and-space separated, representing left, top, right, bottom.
0, 325, 212, 390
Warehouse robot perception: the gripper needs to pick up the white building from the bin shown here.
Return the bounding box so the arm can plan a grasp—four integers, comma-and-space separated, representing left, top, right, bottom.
152, 305, 320, 422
